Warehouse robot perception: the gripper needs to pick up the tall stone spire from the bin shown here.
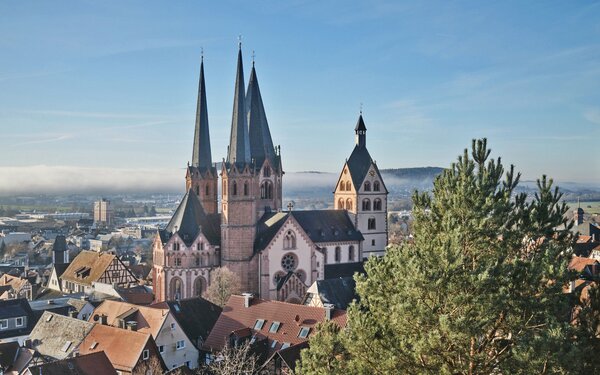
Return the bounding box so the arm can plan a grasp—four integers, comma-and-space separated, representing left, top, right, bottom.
246, 62, 275, 167
192, 55, 212, 170
227, 45, 251, 165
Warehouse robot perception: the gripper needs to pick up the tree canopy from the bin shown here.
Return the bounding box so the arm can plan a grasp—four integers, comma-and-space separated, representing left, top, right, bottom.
300, 139, 593, 374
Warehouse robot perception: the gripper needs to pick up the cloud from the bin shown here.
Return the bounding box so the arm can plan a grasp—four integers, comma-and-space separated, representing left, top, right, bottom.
0, 166, 182, 195
13, 134, 74, 146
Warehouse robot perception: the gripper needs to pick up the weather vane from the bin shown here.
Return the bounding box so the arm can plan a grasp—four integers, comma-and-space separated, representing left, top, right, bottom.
238, 34, 242, 48
360, 102, 363, 115
252, 50, 255, 66
201, 47, 204, 62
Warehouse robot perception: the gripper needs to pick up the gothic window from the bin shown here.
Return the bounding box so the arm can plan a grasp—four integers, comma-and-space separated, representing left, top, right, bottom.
232, 181, 238, 195
223, 180, 227, 197
273, 271, 286, 285
364, 181, 371, 191
261, 181, 273, 199
264, 166, 271, 177
374, 181, 380, 191
284, 231, 296, 249
368, 218, 376, 230
345, 181, 351, 191
195, 257, 200, 266
349, 245, 355, 261
281, 253, 297, 272
197, 242, 204, 251
340, 182, 346, 191
338, 198, 345, 210
322, 247, 328, 265
195, 186, 200, 196
244, 181, 249, 196
296, 269, 307, 283
170, 277, 183, 300
173, 242, 180, 251
206, 184, 210, 196
346, 199, 352, 211
374, 198, 382, 211
362, 199, 371, 211
334, 246, 341, 263
194, 277, 205, 297
174, 257, 182, 267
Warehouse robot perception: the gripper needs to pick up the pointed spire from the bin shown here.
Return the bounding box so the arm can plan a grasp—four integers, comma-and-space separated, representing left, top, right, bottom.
227, 45, 251, 165
246, 62, 276, 167
355, 114, 367, 148
192, 55, 212, 170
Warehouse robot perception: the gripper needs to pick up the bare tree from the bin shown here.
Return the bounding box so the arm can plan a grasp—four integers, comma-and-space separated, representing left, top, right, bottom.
133, 354, 164, 375
205, 267, 241, 307
206, 341, 258, 375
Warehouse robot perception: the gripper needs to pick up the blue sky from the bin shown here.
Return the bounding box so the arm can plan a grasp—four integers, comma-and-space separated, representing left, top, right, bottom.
0, 0, 599, 193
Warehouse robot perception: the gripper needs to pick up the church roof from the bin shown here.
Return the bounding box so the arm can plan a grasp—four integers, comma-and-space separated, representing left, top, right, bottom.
161, 190, 220, 246
227, 46, 251, 166
246, 64, 276, 168
255, 210, 363, 252
191, 57, 213, 173
346, 145, 374, 188
355, 114, 367, 131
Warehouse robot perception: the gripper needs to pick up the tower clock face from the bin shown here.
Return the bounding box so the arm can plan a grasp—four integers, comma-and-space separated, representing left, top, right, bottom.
369, 170, 375, 177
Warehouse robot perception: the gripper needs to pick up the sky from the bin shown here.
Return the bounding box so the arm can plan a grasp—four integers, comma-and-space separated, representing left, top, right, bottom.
0, 0, 599, 194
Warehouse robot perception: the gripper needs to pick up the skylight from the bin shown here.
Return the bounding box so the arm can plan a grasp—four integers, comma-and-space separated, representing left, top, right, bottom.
269, 321, 281, 333
271, 340, 278, 349
61, 341, 72, 352
298, 327, 310, 338
281, 342, 291, 349
253, 319, 265, 330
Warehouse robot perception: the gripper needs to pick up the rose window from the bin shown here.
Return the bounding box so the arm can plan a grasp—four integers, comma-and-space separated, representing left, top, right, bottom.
281, 253, 297, 272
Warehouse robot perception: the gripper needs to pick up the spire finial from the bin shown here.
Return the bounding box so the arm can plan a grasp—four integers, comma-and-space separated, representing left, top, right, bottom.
201, 47, 204, 62
252, 50, 255, 67
360, 102, 363, 115
238, 34, 242, 49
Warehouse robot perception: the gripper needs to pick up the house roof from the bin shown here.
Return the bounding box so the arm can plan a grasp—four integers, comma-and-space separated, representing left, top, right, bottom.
255, 210, 363, 252
262, 341, 308, 373
203, 295, 346, 354
0, 274, 30, 291
89, 300, 168, 338
29, 311, 94, 360
324, 261, 366, 279
314, 277, 358, 310
60, 251, 123, 287
150, 297, 222, 347
0, 298, 34, 320
568, 256, 599, 272
27, 351, 116, 375
0, 341, 19, 370
78, 323, 152, 372
160, 190, 221, 246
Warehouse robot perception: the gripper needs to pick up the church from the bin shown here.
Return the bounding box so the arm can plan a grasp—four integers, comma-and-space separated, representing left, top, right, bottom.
153, 45, 388, 303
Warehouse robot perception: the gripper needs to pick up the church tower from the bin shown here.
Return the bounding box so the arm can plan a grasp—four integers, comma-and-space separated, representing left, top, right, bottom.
186, 56, 218, 214
334, 114, 388, 258
221, 45, 260, 294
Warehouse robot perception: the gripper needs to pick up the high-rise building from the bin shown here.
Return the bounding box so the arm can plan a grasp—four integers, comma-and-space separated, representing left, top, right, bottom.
93, 198, 112, 226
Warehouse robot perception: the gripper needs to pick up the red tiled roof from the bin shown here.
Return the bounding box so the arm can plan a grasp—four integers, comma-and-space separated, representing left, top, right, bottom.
89, 300, 168, 338
202, 295, 346, 354
577, 235, 592, 243
568, 256, 599, 272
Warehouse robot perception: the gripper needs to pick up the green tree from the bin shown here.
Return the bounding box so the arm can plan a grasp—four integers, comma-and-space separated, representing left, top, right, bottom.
300, 139, 587, 374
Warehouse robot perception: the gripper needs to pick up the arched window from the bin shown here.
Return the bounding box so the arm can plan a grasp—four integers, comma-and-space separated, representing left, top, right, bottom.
284, 231, 296, 249
338, 198, 345, 210
195, 186, 200, 196
205, 184, 210, 196
232, 181, 237, 195
368, 218, 376, 230
334, 246, 341, 263
345, 181, 351, 191
263, 166, 271, 177
194, 277, 205, 297
346, 199, 352, 211
364, 181, 371, 191
374, 181, 380, 192
362, 199, 371, 211
322, 247, 328, 264
223, 180, 227, 197
170, 277, 183, 300
374, 198, 382, 211
244, 181, 249, 196
340, 182, 346, 191
195, 256, 200, 266
349, 245, 355, 261
261, 181, 273, 199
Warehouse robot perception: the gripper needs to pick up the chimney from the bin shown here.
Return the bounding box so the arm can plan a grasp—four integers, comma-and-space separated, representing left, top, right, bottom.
323, 303, 334, 321
242, 293, 253, 308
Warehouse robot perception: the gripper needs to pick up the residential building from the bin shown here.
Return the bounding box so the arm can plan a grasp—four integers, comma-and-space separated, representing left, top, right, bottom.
0, 298, 36, 344
90, 300, 199, 370
25, 351, 116, 375
0, 274, 33, 300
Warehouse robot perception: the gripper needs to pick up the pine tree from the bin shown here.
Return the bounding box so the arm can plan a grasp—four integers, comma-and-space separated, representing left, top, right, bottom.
300, 139, 588, 374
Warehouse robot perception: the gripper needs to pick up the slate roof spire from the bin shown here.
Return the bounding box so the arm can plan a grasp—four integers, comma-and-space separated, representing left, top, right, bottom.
227, 44, 251, 165
246, 60, 276, 167
355, 113, 367, 148
192, 54, 213, 171
165, 189, 207, 245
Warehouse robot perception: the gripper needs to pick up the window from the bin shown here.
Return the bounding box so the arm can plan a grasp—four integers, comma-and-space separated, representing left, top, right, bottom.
195, 186, 200, 196
232, 181, 237, 195
173, 242, 180, 251
298, 327, 310, 338
205, 184, 210, 196
0, 319, 7, 329
271, 340, 278, 349
346, 198, 352, 211
159, 345, 164, 353
281, 253, 297, 272
195, 257, 200, 266
254, 319, 265, 330
142, 349, 150, 360
244, 181, 249, 196
340, 181, 346, 191
281, 342, 291, 349
197, 242, 204, 251
368, 218, 376, 230
362, 199, 371, 211
15, 317, 24, 327
185, 361, 191, 368
364, 181, 371, 191
263, 166, 271, 177
372, 239, 376, 246
338, 198, 345, 210
194, 277, 204, 297
269, 321, 281, 333
176, 340, 185, 350
174, 257, 182, 267
345, 181, 351, 191
260, 181, 273, 199
284, 231, 296, 249
171, 322, 176, 330
334, 246, 341, 263
373, 198, 382, 211
374, 181, 380, 191
349, 245, 355, 261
